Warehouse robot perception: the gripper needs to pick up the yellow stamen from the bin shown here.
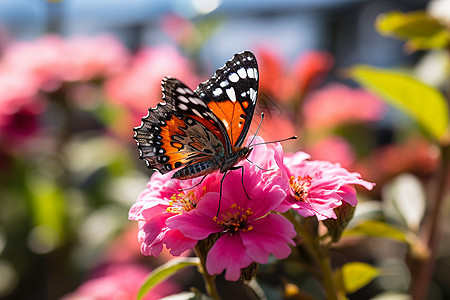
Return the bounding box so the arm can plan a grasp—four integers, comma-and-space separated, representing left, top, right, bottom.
215, 204, 254, 234
166, 190, 198, 214
290, 175, 312, 202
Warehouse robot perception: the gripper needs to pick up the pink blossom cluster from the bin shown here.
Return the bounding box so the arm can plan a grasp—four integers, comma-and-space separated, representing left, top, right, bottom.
303, 83, 386, 130
0, 34, 130, 141
129, 137, 374, 281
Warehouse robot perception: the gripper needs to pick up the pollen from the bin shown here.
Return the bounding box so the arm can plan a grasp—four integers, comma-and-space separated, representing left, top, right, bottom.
290, 175, 312, 202
166, 191, 197, 214
215, 204, 254, 233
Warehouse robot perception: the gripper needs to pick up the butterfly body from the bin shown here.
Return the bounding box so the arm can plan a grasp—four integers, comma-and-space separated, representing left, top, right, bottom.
134, 51, 258, 182
172, 146, 252, 180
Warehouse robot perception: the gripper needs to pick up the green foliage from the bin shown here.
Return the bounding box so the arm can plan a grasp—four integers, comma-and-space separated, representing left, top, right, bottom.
376, 10, 450, 51
350, 65, 449, 141
343, 220, 409, 243
137, 257, 200, 300
27, 173, 67, 244
335, 262, 380, 294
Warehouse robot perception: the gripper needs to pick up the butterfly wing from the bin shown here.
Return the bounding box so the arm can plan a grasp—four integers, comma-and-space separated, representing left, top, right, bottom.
133, 78, 227, 174
195, 51, 259, 150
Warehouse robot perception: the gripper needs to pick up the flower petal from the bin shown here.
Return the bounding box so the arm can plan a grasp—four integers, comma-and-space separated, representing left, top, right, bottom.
242, 214, 295, 262
206, 234, 252, 281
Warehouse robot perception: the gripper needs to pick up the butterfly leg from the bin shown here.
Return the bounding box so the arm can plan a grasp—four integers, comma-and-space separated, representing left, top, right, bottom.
178, 174, 209, 192
228, 165, 251, 200
216, 172, 225, 216
216, 166, 251, 216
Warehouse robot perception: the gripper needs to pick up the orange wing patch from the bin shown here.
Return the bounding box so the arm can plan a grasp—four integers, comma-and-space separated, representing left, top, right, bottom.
158, 116, 191, 168
207, 101, 246, 146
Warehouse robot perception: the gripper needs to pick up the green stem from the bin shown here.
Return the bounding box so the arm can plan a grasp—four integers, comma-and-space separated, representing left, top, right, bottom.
410, 143, 450, 299
284, 211, 338, 300
409, 46, 450, 299
194, 245, 221, 300
317, 245, 339, 300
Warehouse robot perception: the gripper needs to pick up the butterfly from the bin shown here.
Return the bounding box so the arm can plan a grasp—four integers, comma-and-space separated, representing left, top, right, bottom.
133, 51, 259, 193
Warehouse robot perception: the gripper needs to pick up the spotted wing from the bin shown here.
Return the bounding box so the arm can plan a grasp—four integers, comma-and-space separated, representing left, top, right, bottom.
195, 51, 259, 150
133, 80, 227, 174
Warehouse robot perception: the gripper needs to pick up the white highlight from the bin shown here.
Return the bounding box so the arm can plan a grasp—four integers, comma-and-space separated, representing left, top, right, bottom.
191, 0, 221, 15
228, 73, 239, 83
222, 119, 230, 130
213, 88, 223, 96
237, 68, 247, 79
226, 87, 236, 102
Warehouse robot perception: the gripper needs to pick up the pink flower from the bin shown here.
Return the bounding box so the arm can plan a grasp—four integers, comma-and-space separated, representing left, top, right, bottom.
303, 83, 386, 130
277, 151, 375, 220
0, 35, 65, 91
61, 264, 179, 300
129, 136, 296, 281
61, 34, 130, 82
166, 163, 295, 281
129, 171, 212, 256
0, 34, 129, 91
305, 136, 356, 168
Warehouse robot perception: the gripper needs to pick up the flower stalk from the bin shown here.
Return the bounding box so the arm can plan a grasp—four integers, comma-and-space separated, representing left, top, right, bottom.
285, 211, 338, 300
194, 244, 221, 300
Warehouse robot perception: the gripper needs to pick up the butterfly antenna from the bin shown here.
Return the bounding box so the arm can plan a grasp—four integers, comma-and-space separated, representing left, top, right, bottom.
249, 135, 298, 148
247, 112, 265, 146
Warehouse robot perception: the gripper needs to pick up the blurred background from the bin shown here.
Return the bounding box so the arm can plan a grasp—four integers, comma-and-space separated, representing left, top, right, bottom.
1, 0, 448, 299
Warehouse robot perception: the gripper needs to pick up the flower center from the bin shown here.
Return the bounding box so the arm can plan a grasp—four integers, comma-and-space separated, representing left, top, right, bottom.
289, 175, 312, 202
215, 203, 254, 234
167, 190, 198, 214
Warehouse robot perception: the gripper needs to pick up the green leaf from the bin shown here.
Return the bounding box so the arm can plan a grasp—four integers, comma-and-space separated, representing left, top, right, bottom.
338, 262, 379, 294
350, 65, 449, 141
343, 220, 408, 243
27, 172, 66, 238
137, 257, 200, 300
376, 10, 450, 50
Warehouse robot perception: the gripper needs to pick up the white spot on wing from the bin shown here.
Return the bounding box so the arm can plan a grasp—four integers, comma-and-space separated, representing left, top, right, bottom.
213, 88, 223, 96
249, 88, 257, 104
254, 68, 258, 80
189, 97, 199, 105
237, 68, 247, 79
179, 103, 188, 110
178, 95, 189, 103
177, 87, 186, 94
192, 108, 203, 118
247, 68, 254, 79
220, 81, 229, 87
226, 87, 237, 102
229, 73, 239, 83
